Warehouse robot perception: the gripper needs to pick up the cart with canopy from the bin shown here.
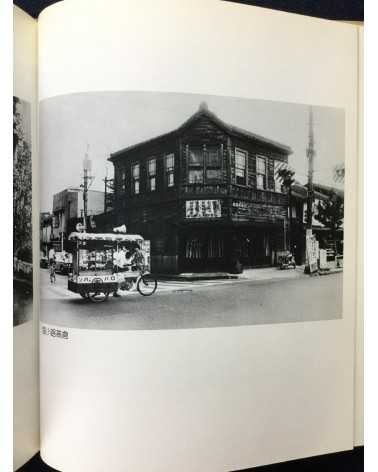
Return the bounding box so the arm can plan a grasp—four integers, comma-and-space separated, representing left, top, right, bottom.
67, 232, 157, 302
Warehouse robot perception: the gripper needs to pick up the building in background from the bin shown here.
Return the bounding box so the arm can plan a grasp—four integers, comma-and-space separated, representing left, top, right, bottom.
290, 182, 344, 265
109, 103, 292, 274
49, 187, 104, 249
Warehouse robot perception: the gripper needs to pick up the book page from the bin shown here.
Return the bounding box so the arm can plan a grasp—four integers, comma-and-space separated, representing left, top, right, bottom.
354, 25, 364, 447
38, 1, 360, 470
13, 6, 40, 470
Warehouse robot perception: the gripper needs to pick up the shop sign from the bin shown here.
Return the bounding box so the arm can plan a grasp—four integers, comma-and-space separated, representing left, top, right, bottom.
319, 249, 328, 269
140, 240, 151, 270
77, 274, 117, 284
306, 234, 318, 273
185, 200, 221, 219
232, 200, 251, 215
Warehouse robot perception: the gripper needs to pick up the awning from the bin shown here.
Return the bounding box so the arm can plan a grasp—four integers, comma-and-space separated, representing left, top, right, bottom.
68, 232, 144, 242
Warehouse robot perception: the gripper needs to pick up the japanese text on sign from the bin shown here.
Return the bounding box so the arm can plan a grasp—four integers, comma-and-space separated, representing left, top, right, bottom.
306, 234, 318, 273
185, 200, 221, 219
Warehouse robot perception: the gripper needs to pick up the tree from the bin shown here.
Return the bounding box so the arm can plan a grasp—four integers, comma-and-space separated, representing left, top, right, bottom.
277, 167, 295, 251
315, 191, 344, 238
13, 98, 32, 264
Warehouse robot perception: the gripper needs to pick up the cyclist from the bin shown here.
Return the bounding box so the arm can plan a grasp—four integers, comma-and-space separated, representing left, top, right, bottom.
132, 244, 146, 272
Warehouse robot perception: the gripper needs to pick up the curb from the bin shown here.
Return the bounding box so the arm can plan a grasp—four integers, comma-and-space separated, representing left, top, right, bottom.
155, 273, 240, 282
318, 269, 343, 276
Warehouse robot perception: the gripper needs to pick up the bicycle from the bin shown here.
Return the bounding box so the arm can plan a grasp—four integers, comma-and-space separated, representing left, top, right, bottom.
119, 265, 158, 296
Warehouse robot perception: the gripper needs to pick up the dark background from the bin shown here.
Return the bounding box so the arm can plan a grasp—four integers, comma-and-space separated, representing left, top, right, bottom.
14, 0, 363, 471
14, 0, 364, 20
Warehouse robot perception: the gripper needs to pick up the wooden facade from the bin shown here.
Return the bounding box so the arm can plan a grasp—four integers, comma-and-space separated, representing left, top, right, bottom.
109, 104, 292, 273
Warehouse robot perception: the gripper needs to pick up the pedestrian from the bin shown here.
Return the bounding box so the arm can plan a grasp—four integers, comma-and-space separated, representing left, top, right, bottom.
131, 244, 146, 272
49, 259, 56, 284
48, 247, 56, 266
112, 245, 127, 297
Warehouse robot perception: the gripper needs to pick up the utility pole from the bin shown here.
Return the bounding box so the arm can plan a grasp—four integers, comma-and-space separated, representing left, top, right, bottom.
306, 107, 315, 230
305, 107, 317, 274
81, 144, 95, 232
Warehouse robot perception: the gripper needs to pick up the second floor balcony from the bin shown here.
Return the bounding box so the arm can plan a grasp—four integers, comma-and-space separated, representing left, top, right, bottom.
181, 183, 288, 206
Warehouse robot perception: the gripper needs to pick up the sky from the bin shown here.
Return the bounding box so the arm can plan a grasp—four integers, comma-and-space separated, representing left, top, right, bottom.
40, 91, 345, 212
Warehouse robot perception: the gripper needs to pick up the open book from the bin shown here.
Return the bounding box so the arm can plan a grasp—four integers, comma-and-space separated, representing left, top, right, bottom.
13, 1, 363, 470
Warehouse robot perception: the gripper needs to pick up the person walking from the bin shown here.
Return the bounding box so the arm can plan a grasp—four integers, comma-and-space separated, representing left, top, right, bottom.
112, 245, 127, 297
48, 247, 56, 266
132, 244, 146, 272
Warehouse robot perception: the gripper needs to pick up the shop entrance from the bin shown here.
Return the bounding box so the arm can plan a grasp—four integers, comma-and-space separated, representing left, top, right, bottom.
239, 230, 274, 268
179, 230, 227, 272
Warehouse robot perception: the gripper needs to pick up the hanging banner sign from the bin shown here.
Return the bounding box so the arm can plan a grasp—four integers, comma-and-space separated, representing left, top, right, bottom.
140, 240, 151, 271
306, 234, 318, 273
185, 200, 221, 219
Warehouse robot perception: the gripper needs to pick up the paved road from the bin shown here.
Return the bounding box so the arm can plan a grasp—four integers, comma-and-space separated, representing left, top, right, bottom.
40, 268, 343, 330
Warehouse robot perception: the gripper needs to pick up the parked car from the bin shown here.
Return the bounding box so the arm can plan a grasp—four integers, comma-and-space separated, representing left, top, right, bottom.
55, 252, 73, 274
40, 255, 49, 268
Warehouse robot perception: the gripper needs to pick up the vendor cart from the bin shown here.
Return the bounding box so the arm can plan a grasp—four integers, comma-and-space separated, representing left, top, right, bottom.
67, 232, 157, 302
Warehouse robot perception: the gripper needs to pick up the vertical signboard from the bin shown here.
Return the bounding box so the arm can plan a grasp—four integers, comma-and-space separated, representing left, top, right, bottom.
306, 232, 318, 273
141, 240, 151, 271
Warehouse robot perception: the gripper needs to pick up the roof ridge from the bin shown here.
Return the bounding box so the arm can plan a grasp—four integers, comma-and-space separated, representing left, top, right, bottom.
109, 104, 292, 160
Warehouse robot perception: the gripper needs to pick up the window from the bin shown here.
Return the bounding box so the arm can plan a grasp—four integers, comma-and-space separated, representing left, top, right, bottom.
188, 147, 204, 184
274, 161, 284, 192
235, 149, 247, 185
188, 148, 203, 166
185, 238, 203, 259
205, 147, 222, 183
256, 156, 266, 189
147, 158, 156, 191
187, 146, 221, 184
165, 153, 175, 187
121, 169, 126, 191
132, 163, 140, 194
208, 238, 224, 258
188, 169, 204, 184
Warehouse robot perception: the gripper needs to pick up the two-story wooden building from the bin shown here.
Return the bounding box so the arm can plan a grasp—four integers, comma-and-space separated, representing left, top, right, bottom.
109, 103, 292, 274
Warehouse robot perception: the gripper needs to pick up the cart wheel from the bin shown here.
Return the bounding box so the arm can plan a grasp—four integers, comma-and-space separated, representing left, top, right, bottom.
137, 274, 157, 296
87, 291, 109, 303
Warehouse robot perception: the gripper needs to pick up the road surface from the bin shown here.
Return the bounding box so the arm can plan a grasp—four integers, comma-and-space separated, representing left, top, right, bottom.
40, 268, 343, 330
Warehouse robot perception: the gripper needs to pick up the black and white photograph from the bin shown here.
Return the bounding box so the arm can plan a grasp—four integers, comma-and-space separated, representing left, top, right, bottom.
13, 96, 33, 327
40, 91, 345, 330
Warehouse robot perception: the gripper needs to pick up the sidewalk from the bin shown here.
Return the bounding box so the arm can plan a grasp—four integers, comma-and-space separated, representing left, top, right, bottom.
156, 272, 239, 281
241, 266, 343, 281
156, 265, 343, 283
318, 267, 343, 276
240, 266, 306, 282
156, 266, 307, 283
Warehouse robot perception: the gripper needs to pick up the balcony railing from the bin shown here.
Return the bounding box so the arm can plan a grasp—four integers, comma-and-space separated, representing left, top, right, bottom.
230, 185, 288, 205
181, 184, 228, 196
181, 183, 288, 205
